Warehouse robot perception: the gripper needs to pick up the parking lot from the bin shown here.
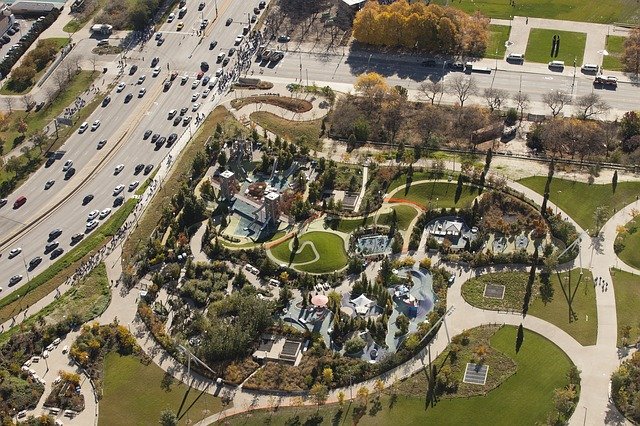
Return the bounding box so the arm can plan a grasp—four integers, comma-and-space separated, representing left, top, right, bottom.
0, 18, 34, 60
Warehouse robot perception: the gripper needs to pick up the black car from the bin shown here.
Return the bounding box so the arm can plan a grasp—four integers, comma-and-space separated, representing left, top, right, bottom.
134, 163, 144, 174
82, 194, 94, 205
259, 1, 266, 8
143, 129, 152, 139
209, 40, 217, 50
222, 57, 230, 66
71, 233, 84, 244
113, 195, 124, 207
129, 64, 138, 75
64, 167, 76, 180
167, 133, 178, 145
29, 256, 42, 269
200, 61, 209, 71
151, 133, 160, 143
173, 116, 182, 126
157, 38, 165, 46
49, 228, 62, 240
151, 57, 159, 67
101, 96, 111, 106
97, 139, 107, 149
198, 1, 205, 10
144, 164, 154, 175
50, 247, 64, 259
45, 157, 55, 167
44, 241, 59, 253
156, 136, 167, 146
226, 17, 233, 25
278, 35, 290, 43
124, 93, 133, 103
228, 47, 236, 56
254, 7, 260, 14
179, 107, 188, 116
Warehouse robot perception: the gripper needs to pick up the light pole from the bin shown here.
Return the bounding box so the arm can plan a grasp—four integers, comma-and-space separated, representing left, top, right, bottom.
367, 53, 372, 71
214, 0, 218, 18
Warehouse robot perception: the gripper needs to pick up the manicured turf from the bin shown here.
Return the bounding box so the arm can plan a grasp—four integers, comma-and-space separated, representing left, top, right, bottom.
100, 353, 223, 425
224, 326, 574, 426
463, 269, 597, 345
250, 111, 322, 149
270, 239, 317, 264
518, 176, 640, 231
387, 171, 436, 193
431, 0, 639, 24
611, 269, 640, 347
337, 205, 418, 233
270, 231, 348, 273
485, 25, 511, 59
617, 215, 640, 270
336, 215, 375, 233
603, 35, 626, 72
389, 181, 479, 210
525, 28, 586, 65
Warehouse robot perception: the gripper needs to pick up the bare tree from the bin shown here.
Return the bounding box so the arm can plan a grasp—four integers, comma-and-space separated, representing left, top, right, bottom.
448, 75, 477, 107
45, 85, 60, 105
418, 79, 446, 105
512, 91, 530, 120
4, 97, 13, 113
21, 94, 34, 110
541, 90, 570, 118
622, 28, 640, 75
483, 87, 508, 112
30, 130, 47, 153
89, 55, 98, 72
575, 93, 610, 119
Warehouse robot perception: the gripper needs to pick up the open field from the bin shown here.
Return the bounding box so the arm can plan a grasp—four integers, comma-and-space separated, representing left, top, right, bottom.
270, 231, 348, 273
230, 96, 312, 113
518, 176, 640, 231
431, 0, 640, 24
603, 35, 625, 71
100, 353, 223, 425
389, 181, 479, 210
611, 269, 640, 347
525, 29, 586, 65
225, 326, 574, 425
485, 25, 511, 59
617, 215, 640, 270
336, 204, 418, 233
249, 111, 322, 149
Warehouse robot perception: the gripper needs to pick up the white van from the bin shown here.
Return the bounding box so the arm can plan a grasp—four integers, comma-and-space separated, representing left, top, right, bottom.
506, 53, 524, 63
548, 60, 565, 69
217, 52, 226, 63
581, 63, 599, 73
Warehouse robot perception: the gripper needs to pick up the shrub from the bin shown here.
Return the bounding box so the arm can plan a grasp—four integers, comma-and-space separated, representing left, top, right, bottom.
345, 336, 366, 354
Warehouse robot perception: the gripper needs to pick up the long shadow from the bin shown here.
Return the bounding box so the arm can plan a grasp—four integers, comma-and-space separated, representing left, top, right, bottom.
556, 270, 583, 323
176, 385, 210, 421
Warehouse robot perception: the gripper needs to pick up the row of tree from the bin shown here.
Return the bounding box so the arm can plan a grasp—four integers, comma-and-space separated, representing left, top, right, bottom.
353, 1, 489, 56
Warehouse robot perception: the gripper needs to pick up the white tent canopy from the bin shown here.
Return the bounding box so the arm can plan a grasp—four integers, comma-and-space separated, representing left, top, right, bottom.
351, 294, 375, 315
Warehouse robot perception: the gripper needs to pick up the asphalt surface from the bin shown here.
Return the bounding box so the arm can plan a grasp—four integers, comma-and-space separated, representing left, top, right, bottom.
0, 0, 262, 294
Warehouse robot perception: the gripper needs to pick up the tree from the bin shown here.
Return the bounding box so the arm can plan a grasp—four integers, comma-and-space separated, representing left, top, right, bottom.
159, 409, 178, 426
483, 87, 508, 112
217, 151, 227, 168
16, 118, 28, 136
10, 65, 36, 87
418, 78, 445, 105
542, 90, 570, 117
448, 74, 477, 107
337, 390, 346, 406
553, 385, 577, 419
4, 96, 13, 113
592, 206, 611, 234
309, 383, 329, 406
356, 386, 370, 405
613, 170, 618, 193
622, 27, 640, 75
322, 367, 334, 385
354, 72, 389, 101
21, 94, 34, 110
395, 313, 409, 336
575, 93, 610, 119
513, 90, 532, 121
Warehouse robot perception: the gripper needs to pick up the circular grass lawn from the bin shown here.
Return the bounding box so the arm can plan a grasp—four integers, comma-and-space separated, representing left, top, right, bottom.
270, 231, 348, 274
616, 215, 640, 270
388, 181, 479, 209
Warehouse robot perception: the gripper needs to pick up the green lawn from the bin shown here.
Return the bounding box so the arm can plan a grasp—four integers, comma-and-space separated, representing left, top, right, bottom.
389, 181, 479, 210
462, 269, 597, 345
603, 35, 626, 72
336, 205, 418, 233
518, 176, 640, 231
525, 28, 586, 65
224, 326, 574, 426
101, 353, 223, 425
270, 239, 317, 264
617, 215, 640, 270
485, 25, 511, 59
430, 0, 640, 24
611, 269, 640, 347
336, 215, 375, 233
270, 231, 348, 273
250, 111, 322, 149
387, 171, 436, 193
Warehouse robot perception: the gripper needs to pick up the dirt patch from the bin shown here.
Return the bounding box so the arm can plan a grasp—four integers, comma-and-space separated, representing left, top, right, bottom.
231, 95, 313, 113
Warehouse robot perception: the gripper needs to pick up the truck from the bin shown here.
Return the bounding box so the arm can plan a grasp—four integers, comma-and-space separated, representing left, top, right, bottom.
465, 62, 491, 74
594, 75, 617, 88
90, 24, 112, 35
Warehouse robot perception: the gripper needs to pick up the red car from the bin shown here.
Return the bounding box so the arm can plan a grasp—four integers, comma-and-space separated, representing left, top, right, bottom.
13, 196, 26, 209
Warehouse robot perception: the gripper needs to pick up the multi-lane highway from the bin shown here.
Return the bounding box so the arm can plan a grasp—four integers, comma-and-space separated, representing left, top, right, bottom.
0, 0, 262, 294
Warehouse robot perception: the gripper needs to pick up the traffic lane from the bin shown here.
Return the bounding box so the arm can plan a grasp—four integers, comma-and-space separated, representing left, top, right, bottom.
0, 79, 201, 292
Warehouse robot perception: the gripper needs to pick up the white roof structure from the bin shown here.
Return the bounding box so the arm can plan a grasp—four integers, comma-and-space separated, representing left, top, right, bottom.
351, 294, 375, 315
220, 170, 234, 179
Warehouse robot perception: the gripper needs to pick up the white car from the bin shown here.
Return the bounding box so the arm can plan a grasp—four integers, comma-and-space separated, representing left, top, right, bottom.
8, 248, 21, 258
62, 160, 73, 171
191, 92, 200, 101
116, 82, 126, 92
99, 208, 112, 219
202, 88, 210, 98
86, 220, 99, 231
78, 122, 88, 133
45, 179, 55, 189
42, 350, 49, 358
138, 87, 146, 97
234, 35, 243, 44
114, 164, 125, 174
168, 109, 177, 119
113, 185, 125, 195
53, 338, 61, 346
152, 67, 161, 77
192, 102, 201, 111
87, 210, 99, 221
168, 13, 175, 22
215, 68, 223, 77
128, 181, 139, 191
62, 345, 69, 354
91, 120, 101, 131
137, 75, 146, 84
191, 80, 199, 89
